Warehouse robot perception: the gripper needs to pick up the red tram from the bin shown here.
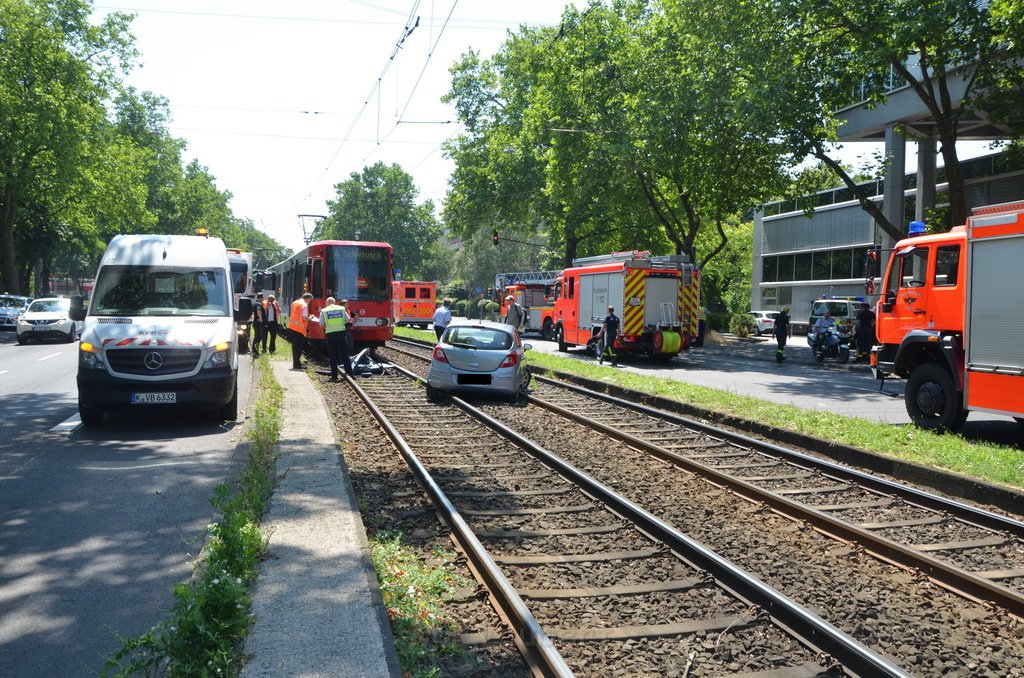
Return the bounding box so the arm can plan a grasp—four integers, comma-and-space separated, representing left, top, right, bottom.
263, 240, 394, 348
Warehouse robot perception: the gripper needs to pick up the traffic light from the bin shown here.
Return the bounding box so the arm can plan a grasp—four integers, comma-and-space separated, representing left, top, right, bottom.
492, 230, 500, 246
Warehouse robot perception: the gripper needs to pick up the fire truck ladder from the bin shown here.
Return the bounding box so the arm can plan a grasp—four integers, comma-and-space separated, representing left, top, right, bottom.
494, 270, 561, 289
571, 251, 649, 267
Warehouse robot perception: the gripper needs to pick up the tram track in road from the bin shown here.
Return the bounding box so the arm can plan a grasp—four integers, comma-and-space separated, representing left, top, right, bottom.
372, 339, 1024, 674
349, 361, 909, 676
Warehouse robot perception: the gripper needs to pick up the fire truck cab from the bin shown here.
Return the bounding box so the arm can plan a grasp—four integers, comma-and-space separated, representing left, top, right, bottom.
872, 201, 1024, 431
495, 270, 561, 340
552, 251, 699, 361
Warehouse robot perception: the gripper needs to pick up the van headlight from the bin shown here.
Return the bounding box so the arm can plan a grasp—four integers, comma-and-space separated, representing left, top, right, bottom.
203, 342, 232, 369
79, 342, 105, 370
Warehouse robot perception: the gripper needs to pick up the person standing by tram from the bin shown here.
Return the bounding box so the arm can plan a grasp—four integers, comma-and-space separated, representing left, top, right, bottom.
319, 297, 353, 380
264, 294, 281, 353
251, 293, 267, 358
288, 292, 313, 369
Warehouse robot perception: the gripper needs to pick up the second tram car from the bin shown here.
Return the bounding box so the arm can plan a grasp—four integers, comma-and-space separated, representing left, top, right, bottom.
264, 240, 394, 348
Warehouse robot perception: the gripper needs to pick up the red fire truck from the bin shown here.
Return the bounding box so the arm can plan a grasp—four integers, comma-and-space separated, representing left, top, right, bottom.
495, 270, 560, 339
871, 201, 1024, 431
392, 280, 436, 329
552, 251, 700, 361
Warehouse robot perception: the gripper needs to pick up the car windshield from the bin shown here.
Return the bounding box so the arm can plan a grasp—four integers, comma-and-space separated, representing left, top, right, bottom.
90, 265, 230, 316
443, 326, 513, 350
0, 296, 28, 308
27, 299, 69, 313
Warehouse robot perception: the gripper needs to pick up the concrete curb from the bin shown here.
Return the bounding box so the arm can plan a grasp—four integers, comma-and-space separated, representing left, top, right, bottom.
241, 364, 400, 678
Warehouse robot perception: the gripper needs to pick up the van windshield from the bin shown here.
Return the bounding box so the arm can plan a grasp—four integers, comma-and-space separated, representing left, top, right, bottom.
90, 265, 230, 316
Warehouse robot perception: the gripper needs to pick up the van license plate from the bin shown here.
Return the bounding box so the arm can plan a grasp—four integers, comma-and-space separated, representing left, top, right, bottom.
131, 392, 176, 404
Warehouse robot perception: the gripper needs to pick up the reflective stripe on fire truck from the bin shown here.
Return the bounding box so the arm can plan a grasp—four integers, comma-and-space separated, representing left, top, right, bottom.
622, 268, 647, 337
686, 268, 701, 338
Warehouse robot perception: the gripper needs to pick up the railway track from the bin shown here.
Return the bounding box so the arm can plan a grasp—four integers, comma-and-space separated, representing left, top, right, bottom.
347, 359, 910, 676
384, 338, 1024, 618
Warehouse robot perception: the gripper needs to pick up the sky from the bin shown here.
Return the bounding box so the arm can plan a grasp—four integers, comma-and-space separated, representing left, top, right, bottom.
90, 1, 585, 254
91, 1, 994, 257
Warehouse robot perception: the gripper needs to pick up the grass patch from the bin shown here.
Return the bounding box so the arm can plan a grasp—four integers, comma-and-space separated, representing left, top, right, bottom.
525, 350, 1024, 489
105, 355, 284, 677
369, 531, 471, 677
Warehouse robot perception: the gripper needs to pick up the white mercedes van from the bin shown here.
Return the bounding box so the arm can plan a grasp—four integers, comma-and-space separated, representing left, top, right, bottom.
70, 234, 251, 426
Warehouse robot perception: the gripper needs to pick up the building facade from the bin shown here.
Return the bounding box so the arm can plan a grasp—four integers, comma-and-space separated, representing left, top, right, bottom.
752, 152, 1024, 331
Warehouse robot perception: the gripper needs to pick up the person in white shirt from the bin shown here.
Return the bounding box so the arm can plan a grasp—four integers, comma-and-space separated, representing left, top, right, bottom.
432, 298, 452, 340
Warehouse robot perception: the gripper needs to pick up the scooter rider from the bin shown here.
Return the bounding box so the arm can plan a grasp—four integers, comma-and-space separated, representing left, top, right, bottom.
812, 309, 836, 355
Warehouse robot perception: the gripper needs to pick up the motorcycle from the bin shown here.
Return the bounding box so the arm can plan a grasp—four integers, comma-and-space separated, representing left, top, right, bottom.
808, 324, 852, 364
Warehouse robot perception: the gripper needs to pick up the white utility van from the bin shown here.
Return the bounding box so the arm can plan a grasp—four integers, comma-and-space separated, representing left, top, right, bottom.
70, 234, 252, 426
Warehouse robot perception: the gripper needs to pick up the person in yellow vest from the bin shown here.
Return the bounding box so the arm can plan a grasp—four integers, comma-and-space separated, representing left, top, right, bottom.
318, 296, 353, 380
288, 292, 313, 369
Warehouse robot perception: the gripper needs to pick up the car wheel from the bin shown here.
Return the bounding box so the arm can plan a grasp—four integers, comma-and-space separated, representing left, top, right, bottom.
79, 402, 103, 427
508, 389, 519, 404
219, 384, 238, 421
67, 325, 77, 343
16, 335, 27, 345
425, 384, 443, 403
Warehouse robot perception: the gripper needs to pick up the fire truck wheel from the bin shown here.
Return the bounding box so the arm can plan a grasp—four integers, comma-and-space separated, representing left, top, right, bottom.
905, 363, 966, 432
542, 318, 553, 341
556, 326, 567, 352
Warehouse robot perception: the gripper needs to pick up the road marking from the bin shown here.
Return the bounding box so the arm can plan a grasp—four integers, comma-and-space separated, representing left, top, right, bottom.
80, 461, 200, 470
51, 415, 82, 433
38, 352, 62, 361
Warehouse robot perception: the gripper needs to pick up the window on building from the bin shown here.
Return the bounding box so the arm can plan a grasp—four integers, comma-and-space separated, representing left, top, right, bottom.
794, 252, 813, 281
760, 287, 777, 308
812, 250, 832, 280
832, 249, 853, 279
762, 256, 778, 282
777, 254, 795, 282
934, 245, 960, 286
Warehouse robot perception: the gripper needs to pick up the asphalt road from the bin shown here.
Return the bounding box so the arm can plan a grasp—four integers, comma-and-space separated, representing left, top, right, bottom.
522, 331, 1024, 449
0, 330, 252, 675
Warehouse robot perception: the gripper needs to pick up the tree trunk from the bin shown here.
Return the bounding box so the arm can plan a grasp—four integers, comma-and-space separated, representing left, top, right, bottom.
1, 194, 19, 294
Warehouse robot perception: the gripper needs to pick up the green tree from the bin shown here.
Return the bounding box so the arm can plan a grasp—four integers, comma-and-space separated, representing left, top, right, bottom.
0, 0, 135, 293
317, 162, 442, 280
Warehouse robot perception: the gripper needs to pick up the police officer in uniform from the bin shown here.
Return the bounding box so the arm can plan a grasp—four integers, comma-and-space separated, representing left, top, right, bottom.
319, 296, 353, 380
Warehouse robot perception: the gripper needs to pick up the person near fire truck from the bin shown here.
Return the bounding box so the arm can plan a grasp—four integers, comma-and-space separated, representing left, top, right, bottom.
594, 305, 620, 366
503, 295, 526, 331
812, 308, 836, 356
854, 302, 876, 362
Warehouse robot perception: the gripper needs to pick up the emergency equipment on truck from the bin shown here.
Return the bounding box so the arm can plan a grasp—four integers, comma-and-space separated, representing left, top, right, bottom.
871, 201, 1024, 431
552, 251, 700, 361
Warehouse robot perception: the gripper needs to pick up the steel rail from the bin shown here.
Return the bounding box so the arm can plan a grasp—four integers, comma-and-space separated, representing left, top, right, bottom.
533, 374, 1024, 537
345, 365, 574, 678
528, 376, 1024, 618
377, 364, 912, 677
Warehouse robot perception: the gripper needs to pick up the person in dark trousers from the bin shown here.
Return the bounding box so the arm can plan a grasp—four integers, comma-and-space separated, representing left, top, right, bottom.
774, 306, 791, 363
288, 292, 313, 369
318, 297, 353, 379
251, 293, 267, 357
855, 301, 876, 362
594, 305, 620, 366
264, 294, 281, 353
432, 298, 452, 340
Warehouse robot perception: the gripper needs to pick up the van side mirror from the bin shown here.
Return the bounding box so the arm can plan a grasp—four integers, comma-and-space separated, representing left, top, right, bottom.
235, 297, 253, 322
70, 295, 85, 321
